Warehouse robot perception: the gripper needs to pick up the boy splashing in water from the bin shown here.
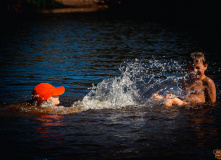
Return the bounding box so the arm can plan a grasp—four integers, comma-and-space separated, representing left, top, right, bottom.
153, 52, 216, 107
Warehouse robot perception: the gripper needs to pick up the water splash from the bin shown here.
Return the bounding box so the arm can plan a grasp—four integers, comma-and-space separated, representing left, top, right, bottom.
72, 58, 186, 111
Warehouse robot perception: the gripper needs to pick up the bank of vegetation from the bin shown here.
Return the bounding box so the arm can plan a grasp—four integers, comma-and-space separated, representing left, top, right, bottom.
1, 0, 64, 13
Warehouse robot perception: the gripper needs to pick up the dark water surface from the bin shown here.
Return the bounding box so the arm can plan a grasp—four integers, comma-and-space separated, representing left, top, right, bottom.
0, 13, 221, 159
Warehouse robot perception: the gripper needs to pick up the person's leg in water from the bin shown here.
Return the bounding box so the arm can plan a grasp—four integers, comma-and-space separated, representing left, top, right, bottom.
153, 93, 189, 107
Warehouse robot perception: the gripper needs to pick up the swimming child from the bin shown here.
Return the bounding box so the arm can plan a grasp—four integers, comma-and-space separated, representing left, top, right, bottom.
5, 83, 70, 114
153, 51, 216, 107
32, 83, 65, 107
30, 83, 82, 114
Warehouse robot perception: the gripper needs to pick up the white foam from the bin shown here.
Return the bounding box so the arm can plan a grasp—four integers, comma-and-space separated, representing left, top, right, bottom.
72, 58, 186, 111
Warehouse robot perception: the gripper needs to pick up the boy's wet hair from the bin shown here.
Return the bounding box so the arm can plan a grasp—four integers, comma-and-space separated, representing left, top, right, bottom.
189, 51, 207, 65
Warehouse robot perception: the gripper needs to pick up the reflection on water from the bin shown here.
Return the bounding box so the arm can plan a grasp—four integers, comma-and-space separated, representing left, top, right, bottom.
0, 14, 221, 159
37, 114, 64, 127
182, 106, 218, 149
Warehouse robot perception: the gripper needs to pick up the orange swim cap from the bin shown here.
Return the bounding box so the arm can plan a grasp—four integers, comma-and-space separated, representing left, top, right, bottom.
32, 83, 65, 103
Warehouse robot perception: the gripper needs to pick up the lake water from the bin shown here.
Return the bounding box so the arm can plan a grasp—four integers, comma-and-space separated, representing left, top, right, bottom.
0, 13, 221, 159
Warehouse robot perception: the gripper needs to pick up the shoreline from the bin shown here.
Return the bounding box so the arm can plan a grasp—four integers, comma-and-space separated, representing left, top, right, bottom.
44, 0, 108, 13
41, 6, 108, 13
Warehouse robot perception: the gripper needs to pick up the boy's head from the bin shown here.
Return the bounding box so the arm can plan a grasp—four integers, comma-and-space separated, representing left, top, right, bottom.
188, 52, 208, 79
188, 51, 207, 65
32, 83, 65, 106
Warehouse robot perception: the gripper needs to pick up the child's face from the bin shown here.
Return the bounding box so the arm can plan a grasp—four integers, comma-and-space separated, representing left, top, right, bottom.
51, 96, 60, 106
188, 60, 207, 79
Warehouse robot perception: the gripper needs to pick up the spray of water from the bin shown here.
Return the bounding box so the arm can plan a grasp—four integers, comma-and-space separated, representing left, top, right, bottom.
71, 58, 187, 111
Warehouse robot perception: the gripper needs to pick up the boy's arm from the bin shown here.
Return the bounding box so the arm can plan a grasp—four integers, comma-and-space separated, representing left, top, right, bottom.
206, 78, 216, 104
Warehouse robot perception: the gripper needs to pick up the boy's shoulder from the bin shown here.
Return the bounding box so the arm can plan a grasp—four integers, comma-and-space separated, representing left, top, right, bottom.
203, 76, 215, 87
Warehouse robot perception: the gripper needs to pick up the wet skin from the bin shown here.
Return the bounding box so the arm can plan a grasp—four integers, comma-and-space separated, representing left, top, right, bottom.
183, 60, 216, 104
153, 60, 216, 107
